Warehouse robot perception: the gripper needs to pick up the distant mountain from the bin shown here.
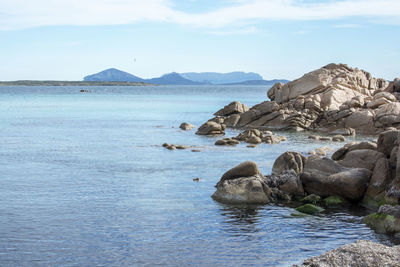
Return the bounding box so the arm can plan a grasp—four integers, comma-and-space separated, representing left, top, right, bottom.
222, 79, 290, 86
180, 72, 263, 84
145, 72, 204, 85
84, 68, 145, 82
82, 68, 287, 85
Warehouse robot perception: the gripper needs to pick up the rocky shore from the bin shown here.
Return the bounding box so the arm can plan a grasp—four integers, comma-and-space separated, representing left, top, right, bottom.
193, 63, 400, 265
197, 63, 400, 136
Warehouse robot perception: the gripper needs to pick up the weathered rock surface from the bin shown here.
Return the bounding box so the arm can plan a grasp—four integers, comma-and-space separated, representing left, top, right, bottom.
301, 157, 371, 201
214, 101, 248, 117
297, 240, 400, 267
195, 121, 225, 135
211, 174, 271, 204
200, 64, 399, 135
272, 151, 306, 175
212, 161, 271, 204
217, 161, 260, 186
338, 149, 386, 171
265, 170, 304, 197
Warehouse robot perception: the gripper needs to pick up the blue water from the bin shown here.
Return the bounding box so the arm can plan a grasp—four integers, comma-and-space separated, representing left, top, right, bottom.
0, 86, 394, 266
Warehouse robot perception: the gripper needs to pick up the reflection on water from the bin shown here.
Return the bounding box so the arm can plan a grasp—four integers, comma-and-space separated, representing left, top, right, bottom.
0, 85, 396, 266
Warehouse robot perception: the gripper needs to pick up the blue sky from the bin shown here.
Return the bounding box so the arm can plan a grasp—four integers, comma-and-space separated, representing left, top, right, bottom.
0, 0, 399, 81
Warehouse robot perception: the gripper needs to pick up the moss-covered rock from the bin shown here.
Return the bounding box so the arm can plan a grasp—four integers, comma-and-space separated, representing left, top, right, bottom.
300, 194, 321, 204
361, 195, 387, 211
295, 204, 324, 215
323, 196, 348, 207
364, 213, 400, 234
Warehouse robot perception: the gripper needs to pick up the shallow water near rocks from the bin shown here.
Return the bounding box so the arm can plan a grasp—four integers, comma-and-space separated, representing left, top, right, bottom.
0, 85, 397, 266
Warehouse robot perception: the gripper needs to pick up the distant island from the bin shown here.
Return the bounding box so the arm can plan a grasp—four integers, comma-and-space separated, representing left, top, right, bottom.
0, 68, 289, 86
83, 68, 289, 85
0, 80, 151, 86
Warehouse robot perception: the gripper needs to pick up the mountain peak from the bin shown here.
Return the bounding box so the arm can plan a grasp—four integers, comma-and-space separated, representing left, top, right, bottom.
84, 68, 144, 82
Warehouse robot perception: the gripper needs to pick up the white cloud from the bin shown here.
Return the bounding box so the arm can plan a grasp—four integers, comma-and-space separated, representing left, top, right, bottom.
0, 0, 400, 30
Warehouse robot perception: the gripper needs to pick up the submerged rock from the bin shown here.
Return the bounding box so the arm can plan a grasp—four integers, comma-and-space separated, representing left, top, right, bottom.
295, 204, 324, 215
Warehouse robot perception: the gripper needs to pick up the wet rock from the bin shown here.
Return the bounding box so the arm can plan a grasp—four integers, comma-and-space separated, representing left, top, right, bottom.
364, 206, 400, 234
295, 204, 324, 215
300, 194, 321, 204
323, 196, 348, 207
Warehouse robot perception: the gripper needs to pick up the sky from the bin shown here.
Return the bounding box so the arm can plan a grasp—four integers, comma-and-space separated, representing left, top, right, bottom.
0, 0, 399, 81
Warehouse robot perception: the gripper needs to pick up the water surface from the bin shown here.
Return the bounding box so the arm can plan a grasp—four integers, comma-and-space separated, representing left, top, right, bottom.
0, 85, 394, 266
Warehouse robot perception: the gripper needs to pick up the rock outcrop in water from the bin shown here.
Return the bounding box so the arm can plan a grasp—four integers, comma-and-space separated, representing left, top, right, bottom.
212, 130, 400, 235
296, 240, 400, 267
199, 64, 400, 134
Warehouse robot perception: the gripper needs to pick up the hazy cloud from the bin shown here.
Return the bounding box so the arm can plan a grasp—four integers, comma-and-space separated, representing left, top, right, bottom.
0, 0, 399, 30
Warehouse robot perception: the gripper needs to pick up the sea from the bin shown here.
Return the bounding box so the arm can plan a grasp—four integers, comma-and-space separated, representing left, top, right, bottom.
0, 85, 397, 266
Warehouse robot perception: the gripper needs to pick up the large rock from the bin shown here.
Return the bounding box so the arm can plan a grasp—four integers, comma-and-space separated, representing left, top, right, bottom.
338, 149, 386, 171
374, 102, 400, 128
331, 141, 377, 161
212, 161, 271, 204
377, 130, 399, 156
363, 158, 391, 208
265, 170, 304, 197
272, 151, 306, 175
217, 161, 260, 186
267, 63, 388, 108
214, 101, 248, 116
211, 174, 271, 204
301, 157, 372, 201
195, 121, 225, 135
297, 240, 400, 267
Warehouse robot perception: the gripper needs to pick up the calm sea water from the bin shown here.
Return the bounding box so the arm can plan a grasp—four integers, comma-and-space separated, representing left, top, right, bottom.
0, 85, 396, 266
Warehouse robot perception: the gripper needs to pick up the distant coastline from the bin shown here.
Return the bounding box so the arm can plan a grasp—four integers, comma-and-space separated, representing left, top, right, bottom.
0, 80, 153, 86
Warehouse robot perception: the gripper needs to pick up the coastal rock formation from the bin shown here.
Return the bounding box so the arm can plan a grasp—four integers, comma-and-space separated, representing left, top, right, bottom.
200, 64, 399, 134
297, 240, 400, 267
301, 157, 371, 201
214, 101, 248, 116
212, 161, 271, 204
214, 129, 286, 146
272, 151, 306, 175
196, 120, 225, 135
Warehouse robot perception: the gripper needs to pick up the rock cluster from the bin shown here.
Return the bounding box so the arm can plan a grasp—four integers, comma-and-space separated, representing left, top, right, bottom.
297, 240, 400, 267
200, 64, 400, 134
214, 129, 286, 146
211, 130, 400, 235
